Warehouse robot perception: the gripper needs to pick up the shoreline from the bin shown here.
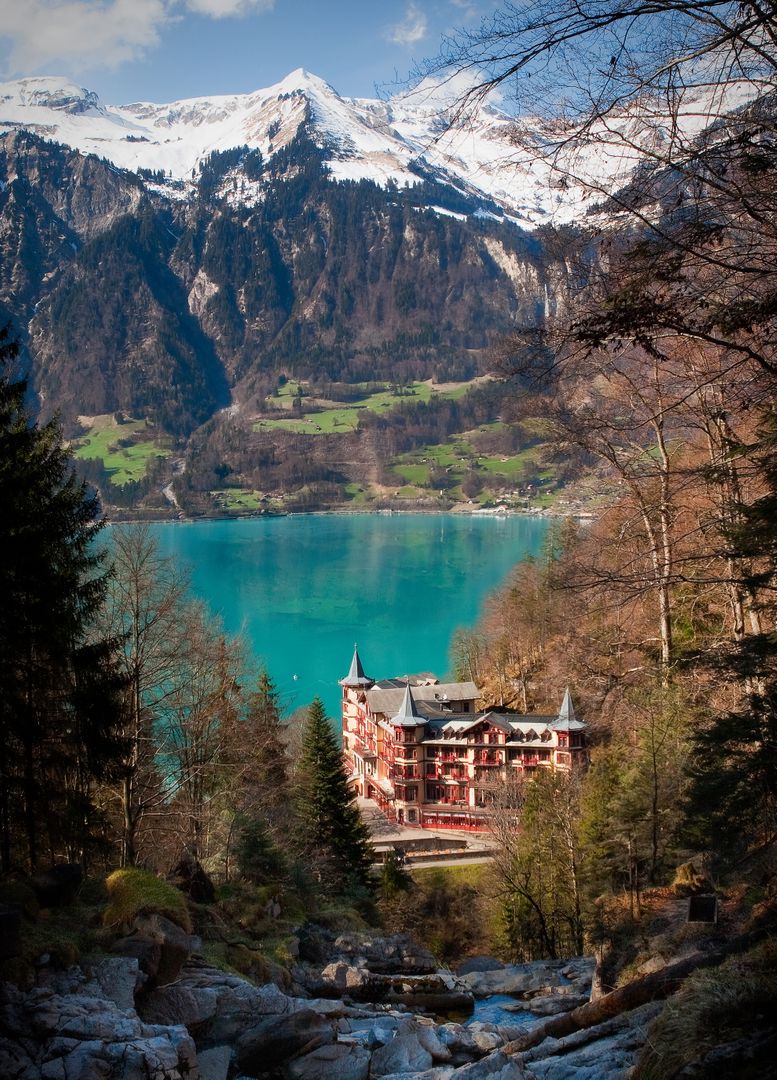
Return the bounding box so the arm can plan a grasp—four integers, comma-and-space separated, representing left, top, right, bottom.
104, 503, 597, 526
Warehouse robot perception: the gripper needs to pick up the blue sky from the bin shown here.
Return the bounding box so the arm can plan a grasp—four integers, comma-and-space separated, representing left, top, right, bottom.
0, 1, 494, 104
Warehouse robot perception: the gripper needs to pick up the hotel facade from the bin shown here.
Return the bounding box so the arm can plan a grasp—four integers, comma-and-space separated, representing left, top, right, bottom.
340, 648, 587, 830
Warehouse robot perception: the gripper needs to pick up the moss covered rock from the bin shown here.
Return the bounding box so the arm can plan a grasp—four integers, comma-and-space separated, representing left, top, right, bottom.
103, 868, 192, 933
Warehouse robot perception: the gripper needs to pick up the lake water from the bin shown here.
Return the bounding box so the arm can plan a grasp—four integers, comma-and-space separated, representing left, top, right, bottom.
147, 513, 550, 718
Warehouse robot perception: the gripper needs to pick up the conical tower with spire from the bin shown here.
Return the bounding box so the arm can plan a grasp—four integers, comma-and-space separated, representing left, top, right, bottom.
392, 680, 422, 726
552, 687, 584, 732
340, 646, 376, 802
339, 645, 374, 689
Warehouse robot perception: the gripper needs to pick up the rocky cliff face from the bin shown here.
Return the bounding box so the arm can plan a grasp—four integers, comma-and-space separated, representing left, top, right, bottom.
0, 124, 593, 438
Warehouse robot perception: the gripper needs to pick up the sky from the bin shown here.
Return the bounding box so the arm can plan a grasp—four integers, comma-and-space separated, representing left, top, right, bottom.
0, 0, 496, 105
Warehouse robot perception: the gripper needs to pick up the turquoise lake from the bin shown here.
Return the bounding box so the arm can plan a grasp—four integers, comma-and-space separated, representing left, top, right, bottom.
147, 514, 550, 718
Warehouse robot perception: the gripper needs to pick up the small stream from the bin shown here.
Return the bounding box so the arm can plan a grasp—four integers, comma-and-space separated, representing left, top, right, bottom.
465, 994, 536, 1028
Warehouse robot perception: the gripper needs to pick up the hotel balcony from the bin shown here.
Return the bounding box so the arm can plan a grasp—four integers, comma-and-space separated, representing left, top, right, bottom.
392, 766, 421, 780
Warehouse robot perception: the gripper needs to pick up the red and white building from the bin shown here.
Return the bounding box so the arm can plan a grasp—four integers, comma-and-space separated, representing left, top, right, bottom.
340, 648, 587, 830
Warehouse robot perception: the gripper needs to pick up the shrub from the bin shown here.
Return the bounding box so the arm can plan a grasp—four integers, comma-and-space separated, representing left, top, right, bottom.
103, 868, 192, 933
671, 861, 711, 896
636, 938, 777, 1078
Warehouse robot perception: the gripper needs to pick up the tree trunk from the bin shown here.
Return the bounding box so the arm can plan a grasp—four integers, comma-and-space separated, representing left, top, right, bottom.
502, 927, 770, 1056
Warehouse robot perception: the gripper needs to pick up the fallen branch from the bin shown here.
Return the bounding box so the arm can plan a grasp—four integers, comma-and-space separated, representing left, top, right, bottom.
502, 926, 772, 1056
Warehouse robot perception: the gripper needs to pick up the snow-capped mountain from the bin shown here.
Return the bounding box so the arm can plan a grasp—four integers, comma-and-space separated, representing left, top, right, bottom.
0, 69, 684, 228
0, 66, 758, 453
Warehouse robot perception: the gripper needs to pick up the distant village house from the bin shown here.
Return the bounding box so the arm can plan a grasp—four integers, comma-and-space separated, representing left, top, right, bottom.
340, 648, 587, 831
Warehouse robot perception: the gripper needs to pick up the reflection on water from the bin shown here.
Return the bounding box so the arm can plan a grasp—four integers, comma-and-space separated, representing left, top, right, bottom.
144, 514, 550, 717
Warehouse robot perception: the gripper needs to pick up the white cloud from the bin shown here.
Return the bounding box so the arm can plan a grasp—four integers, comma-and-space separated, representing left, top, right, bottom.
0, 0, 168, 74
185, 0, 273, 18
385, 2, 427, 48
0, 0, 273, 78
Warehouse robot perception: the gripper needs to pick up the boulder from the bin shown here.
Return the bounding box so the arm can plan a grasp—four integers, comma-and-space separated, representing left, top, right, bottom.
140, 961, 294, 1042
459, 957, 595, 1000
237, 1008, 335, 1075
333, 931, 437, 975
466, 1030, 504, 1054
437, 1022, 483, 1060
320, 961, 371, 994
286, 1041, 371, 1080
141, 981, 220, 1031
522, 999, 664, 1080
0, 976, 197, 1080
89, 956, 143, 1010
197, 1044, 232, 1080
449, 1051, 526, 1078
112, 912, 192, 987
297, 923, 335, 964
369, 1030, 434, 1076
412, 1020, 453, 1062
168, 852, 216, 903
522, 990, 590, 1017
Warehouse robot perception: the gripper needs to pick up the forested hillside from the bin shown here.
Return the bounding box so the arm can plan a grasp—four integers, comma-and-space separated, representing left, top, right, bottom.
0, 119, 599, 512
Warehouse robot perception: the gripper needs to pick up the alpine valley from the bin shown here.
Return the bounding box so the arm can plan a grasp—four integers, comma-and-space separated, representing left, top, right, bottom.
0, 70, 738, 514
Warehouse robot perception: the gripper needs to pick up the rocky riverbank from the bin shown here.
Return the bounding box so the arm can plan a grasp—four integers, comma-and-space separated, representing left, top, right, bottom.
0, 915, 666, 1080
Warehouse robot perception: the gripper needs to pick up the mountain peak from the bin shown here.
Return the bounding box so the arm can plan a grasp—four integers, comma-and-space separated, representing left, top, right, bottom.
269, 68, 337, 98
0, 76, 103, 116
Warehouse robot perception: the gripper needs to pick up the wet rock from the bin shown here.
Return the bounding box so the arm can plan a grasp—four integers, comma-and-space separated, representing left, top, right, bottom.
237, 1008, 334, 1075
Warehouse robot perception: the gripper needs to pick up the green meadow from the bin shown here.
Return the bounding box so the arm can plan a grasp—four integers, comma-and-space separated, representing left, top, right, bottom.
254, 380, 470, 435
73, 415, 170, 485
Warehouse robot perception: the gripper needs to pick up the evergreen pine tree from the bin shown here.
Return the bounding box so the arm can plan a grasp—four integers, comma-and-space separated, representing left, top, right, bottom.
294, 696, 373, 895
235, 814, 286, 884
243, 668, 289, 821
0, 328, 124, 871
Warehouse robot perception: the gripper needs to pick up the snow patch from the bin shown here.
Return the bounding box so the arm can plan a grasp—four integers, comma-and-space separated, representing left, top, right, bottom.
0, 70, 759, 229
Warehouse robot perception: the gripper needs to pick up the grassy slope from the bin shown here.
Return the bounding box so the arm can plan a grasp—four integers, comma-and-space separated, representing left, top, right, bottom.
242, 379, 558, 511
254, 381, 469, 436
73, 414, 170, 485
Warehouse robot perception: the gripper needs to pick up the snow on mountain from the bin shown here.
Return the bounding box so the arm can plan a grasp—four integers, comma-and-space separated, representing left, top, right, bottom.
0, 70, 752, 228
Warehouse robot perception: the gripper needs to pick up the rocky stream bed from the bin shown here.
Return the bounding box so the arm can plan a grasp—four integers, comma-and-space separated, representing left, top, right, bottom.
0, 917, 659, 1079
